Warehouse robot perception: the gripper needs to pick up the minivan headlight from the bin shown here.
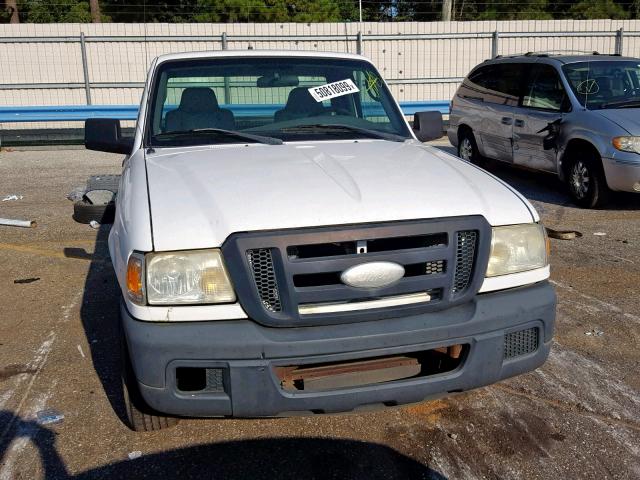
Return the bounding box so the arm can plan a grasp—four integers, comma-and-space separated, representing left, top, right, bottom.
486, 224, 548, 277
146, 249, 236, 305
613, 136, 640, 154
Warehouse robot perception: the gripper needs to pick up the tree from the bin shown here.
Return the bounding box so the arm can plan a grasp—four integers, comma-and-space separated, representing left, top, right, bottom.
570, 0, 629, 19
3, 0, 20, 22
89, 0, 100, 22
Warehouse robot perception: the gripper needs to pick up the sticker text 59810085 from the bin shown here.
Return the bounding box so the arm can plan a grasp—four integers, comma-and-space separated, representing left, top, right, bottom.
308, 79, 360, 102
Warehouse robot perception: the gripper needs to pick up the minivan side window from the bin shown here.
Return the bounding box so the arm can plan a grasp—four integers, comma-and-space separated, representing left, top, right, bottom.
462, 63, 521, 106
522, 64, 567, 112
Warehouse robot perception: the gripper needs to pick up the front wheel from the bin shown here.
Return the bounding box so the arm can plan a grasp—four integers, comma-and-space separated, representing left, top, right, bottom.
565, 153, 609, 208
457, 130, 482, 165
120, 327, 179, 431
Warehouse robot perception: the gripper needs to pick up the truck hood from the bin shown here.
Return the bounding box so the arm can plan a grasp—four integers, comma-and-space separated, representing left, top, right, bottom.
145, 140, 535, 251
596, 108, 640, 135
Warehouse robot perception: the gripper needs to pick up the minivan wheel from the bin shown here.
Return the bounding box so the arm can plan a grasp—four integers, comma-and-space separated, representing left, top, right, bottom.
120, 326, 179, 431
457, 130, 481, 165
566, 153, 609, 208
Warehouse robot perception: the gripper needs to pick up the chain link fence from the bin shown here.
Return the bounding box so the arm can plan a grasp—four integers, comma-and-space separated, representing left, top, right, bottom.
0, 20, 639, 132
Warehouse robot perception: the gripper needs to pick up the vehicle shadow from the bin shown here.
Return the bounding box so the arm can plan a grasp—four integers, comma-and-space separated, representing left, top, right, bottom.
433, 144, 640, 210
76, 223, 128, 424
0, 410, 447, 479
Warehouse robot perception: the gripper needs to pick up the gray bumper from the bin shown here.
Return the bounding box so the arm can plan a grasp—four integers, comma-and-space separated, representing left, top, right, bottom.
122, 281, 556, 418
603, 156, 640, 192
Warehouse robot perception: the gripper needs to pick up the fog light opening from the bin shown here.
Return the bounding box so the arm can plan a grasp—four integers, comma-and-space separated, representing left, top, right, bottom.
176, 367, 207, 392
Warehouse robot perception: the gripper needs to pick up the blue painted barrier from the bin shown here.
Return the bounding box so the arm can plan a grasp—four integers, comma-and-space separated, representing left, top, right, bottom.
0, 101, 450, 123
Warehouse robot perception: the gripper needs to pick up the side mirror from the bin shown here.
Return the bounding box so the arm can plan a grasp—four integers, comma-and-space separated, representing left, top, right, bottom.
85, 118, 133, 154
412, 111, 443, 142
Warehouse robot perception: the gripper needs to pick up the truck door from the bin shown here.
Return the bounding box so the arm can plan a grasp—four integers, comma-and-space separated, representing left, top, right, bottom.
512, 64, 567, 172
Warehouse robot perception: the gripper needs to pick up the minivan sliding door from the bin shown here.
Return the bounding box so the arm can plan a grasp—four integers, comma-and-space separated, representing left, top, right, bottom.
464, 63, 521, 163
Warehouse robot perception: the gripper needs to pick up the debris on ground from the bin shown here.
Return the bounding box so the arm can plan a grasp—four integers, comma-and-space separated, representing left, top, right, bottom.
84, 189, 115, 205
593, 232, 607, 236
585, 329, 604, 336
89, 220, 100, 229
2, 194, 23, 202
36, 409, 65, 426
14, 277, 40, 284
0, 217, 36, 228
77, 345, 86, 359
546, 227, 583, 240
127, 451, 143, 460
66, 186, 86, 202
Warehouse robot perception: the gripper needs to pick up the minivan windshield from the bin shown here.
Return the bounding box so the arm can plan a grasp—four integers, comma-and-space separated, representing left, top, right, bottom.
562, 60, 640, 110
146, 57, 412, 147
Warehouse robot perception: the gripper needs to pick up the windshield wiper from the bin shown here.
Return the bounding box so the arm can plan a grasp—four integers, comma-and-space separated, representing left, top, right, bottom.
600, 99, 640, 109
280, 124, 407, 142
155, 128, 283, 145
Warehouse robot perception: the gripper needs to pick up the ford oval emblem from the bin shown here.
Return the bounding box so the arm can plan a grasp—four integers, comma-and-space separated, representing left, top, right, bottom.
340, 261, 405, 289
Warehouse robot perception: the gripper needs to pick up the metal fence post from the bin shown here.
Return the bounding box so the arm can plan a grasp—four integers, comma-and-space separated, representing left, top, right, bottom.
491, 30, 499, 58
80, 32, 92, 105
615, 28, 624, 55
221, 32, 230, 105
357, 31, 363, 55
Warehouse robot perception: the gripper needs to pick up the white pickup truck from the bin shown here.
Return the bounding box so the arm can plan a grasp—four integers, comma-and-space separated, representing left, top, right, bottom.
85, 50, 556, 431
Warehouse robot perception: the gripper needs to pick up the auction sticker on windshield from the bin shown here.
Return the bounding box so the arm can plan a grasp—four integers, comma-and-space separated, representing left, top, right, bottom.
308, 79, 360, 102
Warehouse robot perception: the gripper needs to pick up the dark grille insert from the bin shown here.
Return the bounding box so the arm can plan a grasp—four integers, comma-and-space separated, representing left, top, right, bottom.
247, 248, 282, 312
504, 327, 539, 359
287, 232, 448, 260
452, 230, 478, 295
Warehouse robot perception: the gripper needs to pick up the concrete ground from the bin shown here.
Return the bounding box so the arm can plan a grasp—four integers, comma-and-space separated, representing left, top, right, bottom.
0, 144, 639, 480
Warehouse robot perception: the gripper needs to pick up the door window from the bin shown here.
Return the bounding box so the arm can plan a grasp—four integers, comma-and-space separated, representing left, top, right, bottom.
463, 63, 522, 106
522, 65, 567, 112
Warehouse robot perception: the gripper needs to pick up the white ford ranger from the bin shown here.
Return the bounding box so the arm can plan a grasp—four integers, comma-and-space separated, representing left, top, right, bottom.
85, 51, 555, 431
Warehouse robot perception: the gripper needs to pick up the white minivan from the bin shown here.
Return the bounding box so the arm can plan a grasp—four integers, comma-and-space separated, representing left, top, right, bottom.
85, 50, 555, 431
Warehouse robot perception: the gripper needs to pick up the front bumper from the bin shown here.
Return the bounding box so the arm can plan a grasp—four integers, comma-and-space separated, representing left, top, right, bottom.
603, 155, 640, 192
122, 281, 556, 418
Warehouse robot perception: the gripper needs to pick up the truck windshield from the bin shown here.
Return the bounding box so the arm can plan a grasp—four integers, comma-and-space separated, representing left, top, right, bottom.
562, 60, 640, 110
146, 56, 411, 147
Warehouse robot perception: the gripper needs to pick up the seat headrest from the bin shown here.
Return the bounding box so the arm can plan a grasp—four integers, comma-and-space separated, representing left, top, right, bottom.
285, 87, 322, 113
179, 87, 219, 112
595, 76, 612, 92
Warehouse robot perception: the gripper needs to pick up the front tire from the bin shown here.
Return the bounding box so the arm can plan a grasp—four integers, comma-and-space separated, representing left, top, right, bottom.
457, 129, 482, 165
565, 152, 609, 208
120, 327, 179, 431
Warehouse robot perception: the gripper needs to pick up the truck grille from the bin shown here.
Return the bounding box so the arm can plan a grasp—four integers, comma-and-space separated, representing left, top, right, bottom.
246, 248, 282, 312
453, 230, 478, 294
223, 217, 491, 327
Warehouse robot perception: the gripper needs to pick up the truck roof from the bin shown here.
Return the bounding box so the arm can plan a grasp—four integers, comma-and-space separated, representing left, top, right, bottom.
154, 49, 371, 65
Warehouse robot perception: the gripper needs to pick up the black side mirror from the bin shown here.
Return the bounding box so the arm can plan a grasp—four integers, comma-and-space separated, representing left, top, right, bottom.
85, 118, 133, 154
412, 111, 443, 142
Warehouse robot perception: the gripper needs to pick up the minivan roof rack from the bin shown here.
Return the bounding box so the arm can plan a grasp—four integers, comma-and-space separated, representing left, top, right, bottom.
493, 50, 604, 59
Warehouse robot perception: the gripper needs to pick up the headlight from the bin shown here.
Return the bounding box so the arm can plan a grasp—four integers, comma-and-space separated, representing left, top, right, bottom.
613, 136, 640, 154
146, 249, 235, 305
486, 224, 548, 277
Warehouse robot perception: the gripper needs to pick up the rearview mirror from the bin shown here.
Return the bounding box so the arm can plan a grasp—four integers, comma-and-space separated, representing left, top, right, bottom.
413, 111, 443, 142
257, 73, 299, 88
85, 118, 133, 154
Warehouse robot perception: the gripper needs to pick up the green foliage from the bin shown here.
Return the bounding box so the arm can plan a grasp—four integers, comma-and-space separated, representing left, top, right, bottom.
1, 0, 638, 23
192, 0, 341, 23
18, 0, 92, 22
569, 0, 629, 19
